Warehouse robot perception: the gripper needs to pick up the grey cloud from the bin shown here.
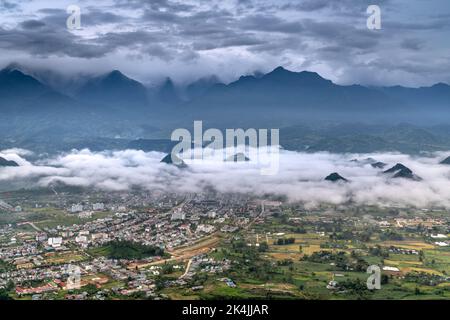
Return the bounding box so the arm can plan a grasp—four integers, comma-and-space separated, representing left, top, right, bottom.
280, 0, 330, 12
81, 8, 127, 25
279, 0, 393, 16
0, 0, 448, 86
192, 32, 264, 51
0, 26, 108, 59
302, 19, 381, 50
401, 38, 425, 51
20, 20, 46, 30
0, 0, 19, 11
239, 14, 303, 34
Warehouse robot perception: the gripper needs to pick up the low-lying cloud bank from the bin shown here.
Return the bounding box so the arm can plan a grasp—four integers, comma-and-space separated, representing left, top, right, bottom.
1, 148, 450, 209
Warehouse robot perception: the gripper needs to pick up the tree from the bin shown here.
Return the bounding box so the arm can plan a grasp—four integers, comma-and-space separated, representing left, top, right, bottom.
419, 250, 424, 262
258, 242, 269, 252
381, 274, 389, 285
162, 264, 174, 274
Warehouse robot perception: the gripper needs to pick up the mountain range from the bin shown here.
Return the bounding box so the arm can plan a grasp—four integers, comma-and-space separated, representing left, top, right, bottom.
1, 64, 450, 154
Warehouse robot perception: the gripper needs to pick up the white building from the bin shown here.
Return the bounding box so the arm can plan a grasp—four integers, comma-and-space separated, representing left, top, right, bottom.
36, 233, 48, 242
71, 204, 83, 213
382, 266, 400, 272
75, 235, 88, 244
91, 233, 108, 241
48, 237, 63, 248
171, 212, 186, 221
431, 234, 447, 239
0, 200, 13, 211
92, 203, 105, 211
78, 211, 92, 219
208, 211, 217, 219
197, 224, 215, 233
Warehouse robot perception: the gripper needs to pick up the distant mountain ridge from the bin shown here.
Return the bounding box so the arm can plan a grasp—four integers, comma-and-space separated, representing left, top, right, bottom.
2, 65, 449, 114
1, 64, 450, 148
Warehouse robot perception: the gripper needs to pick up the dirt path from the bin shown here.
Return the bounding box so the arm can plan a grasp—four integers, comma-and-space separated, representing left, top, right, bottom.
128, 234, 221, 270
179, 258, 193, 279
18, 221, 43, 232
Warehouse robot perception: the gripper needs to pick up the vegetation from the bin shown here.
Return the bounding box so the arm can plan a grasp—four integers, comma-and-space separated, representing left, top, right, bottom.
95, 241, 165, 260
274, 238, 296, 245
0, 259, 14, 273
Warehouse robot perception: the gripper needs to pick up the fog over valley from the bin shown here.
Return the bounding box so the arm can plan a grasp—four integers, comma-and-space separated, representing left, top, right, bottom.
1, 148, 450, 209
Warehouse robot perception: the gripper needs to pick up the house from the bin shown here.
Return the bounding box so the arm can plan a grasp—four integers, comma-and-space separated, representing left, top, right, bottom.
382, 266, 400, 272
78, 211, 92, 219
48, 237, 63, 248
326, 280, 338, 290
36, 233, 48, 242
75, 235, 88, 244
171, 212, 186, 221
92, 203, 105, 211
71, 204, 83, 213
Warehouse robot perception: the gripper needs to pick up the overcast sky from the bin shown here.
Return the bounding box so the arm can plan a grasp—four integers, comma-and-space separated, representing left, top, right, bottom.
0, 0, 449, 86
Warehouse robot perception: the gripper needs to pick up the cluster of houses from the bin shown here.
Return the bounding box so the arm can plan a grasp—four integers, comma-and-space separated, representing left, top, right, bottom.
0, 193, 261, 298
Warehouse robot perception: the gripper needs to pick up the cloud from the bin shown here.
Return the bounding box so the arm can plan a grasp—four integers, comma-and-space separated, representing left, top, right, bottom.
20, 20, 46, 29
0, 0, 449, 86
0, 0, 19, 11
1, 148, 450, 209
401, 38, 425, 51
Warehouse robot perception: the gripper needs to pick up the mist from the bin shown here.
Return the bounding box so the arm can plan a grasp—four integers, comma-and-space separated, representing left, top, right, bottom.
1, 148, 450, 209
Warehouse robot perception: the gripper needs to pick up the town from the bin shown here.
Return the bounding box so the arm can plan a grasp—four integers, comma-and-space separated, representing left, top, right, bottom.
1, 187, 450, 300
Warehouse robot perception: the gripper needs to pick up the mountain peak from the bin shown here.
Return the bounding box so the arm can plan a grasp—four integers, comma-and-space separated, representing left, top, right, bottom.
157, 78, 180, 104
383, 163, 421, 180
104, 70, 129, 81
431, 82, 449, 88
384, 163, 411, 174
225, 153, 251, 162
108, 69, 123, 75
162, 77, 175, 86
325, 172, 348, 182
0, 157, 19, 167
267, 66, 321, 77
3, 62, 25, 73
160, 153, 187, 168
263, 66, 330, 86
76, 69, 148, 108
440, 156, 450, 165
271, 66, 288, 73
0, 67, 46, 92
1, 66, 27, 77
